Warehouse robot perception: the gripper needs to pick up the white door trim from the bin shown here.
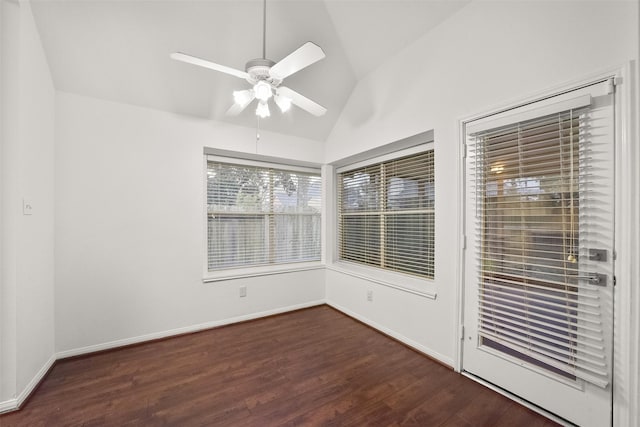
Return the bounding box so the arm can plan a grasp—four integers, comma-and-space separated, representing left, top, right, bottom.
455, 64, 639, 426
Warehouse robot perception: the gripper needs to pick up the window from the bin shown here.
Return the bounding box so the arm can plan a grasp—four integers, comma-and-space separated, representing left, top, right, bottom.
206, 157, 321, 271
337, 149, 435, 279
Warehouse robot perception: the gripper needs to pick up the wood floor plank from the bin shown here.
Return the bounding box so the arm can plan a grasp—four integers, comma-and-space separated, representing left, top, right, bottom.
0, 305, 559, 426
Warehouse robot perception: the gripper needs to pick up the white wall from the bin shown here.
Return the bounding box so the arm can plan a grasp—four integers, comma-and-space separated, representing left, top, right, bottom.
54, 92, 325, 354
0, 0, 20, 406
2, 0, 638, 423
0, 0, 55, 408
631, 4, 640, 424
325, 0, 638, 420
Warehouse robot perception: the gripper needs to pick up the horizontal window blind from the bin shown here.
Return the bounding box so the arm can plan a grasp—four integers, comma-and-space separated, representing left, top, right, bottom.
467, 103, 610, 387
207, 160, 321, 270
337, 150, 434, 278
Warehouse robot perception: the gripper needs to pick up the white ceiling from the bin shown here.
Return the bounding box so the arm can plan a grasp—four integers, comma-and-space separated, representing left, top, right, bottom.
31, 0, 469, 141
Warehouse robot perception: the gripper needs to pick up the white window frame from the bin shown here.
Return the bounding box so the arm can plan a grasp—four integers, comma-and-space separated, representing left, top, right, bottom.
329, 133, 437, 298
202, 148, 324, 282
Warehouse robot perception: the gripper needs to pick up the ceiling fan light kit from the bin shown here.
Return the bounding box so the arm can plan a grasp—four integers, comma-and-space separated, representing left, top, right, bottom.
274, 94, 292, 113
171, 0, 327, 119
232, 89, 254, 108
253, 80, 273, 102
256, 101, 270, 118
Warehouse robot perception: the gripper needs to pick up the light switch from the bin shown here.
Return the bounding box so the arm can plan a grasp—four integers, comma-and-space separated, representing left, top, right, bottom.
23, 198, 33, 215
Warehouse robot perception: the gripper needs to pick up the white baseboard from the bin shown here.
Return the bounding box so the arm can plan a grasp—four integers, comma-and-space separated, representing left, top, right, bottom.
0, 398, 18, 414
16, 354, 56, 408
56, 300, 326, 359
326, 300, 455, 367
0, 353, 56, 414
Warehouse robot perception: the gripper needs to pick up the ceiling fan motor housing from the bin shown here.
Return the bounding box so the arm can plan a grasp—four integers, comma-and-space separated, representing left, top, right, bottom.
245, 58, 281, 86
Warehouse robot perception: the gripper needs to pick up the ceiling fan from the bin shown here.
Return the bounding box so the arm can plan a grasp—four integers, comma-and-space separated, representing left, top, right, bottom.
170, 0, 327, 118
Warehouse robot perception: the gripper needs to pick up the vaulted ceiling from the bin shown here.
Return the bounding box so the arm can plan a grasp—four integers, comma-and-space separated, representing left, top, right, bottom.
31, 0, 469, 141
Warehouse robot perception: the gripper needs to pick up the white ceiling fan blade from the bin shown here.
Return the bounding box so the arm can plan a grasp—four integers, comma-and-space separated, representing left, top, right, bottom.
226, 91, 256, 116
269, 42, 325, 80
226, 102, 251, 116
170, 52, 249, 80
278, 86, 327, 117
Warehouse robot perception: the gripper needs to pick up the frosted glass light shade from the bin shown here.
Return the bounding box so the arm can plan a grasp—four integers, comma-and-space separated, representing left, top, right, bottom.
233, 89, 254, 107
253, 81, 272, 101
256, 101, 270, 118
275, 95, 292, 113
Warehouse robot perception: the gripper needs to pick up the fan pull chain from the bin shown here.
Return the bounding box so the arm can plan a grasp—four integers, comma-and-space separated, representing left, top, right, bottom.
256, 116, 261, 153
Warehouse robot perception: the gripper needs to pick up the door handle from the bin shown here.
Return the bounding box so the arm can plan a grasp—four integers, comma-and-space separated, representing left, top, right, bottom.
576, 273, 607, 286
588, 249, 608, 262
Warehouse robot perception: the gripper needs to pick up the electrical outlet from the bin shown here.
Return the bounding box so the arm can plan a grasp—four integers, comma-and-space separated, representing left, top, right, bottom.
239, 286, 247, 298
367, 290, 373, 302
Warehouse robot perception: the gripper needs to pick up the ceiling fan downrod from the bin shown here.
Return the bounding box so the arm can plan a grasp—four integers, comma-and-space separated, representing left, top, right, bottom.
245, 0, 275, 88
262, 0, 267, 60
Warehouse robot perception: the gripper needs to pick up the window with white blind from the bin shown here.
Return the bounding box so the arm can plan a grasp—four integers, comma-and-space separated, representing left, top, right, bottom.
206, 157, 321, 271
337, 149, 435, 279
465, 86, 614, 387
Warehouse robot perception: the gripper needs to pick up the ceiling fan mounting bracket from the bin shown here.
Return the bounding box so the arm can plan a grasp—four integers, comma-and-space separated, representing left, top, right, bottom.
245, 58, 281, 86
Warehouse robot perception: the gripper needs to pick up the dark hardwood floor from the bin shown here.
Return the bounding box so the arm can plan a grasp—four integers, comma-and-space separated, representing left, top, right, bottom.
0, 305, 558, 426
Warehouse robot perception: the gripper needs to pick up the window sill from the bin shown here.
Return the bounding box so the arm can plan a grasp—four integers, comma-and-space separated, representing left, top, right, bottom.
326, 262, 437, 300
203, 262, 437, 301
203, 262, 325, 283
